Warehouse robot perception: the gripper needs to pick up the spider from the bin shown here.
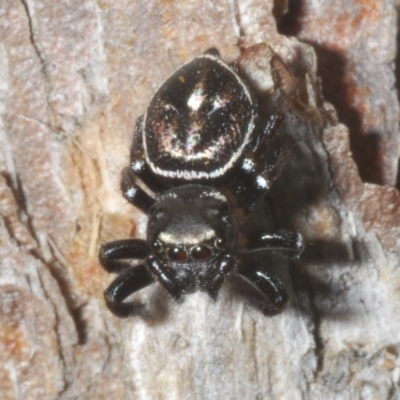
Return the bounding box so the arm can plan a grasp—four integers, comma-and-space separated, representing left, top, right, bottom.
99, 49, 304, 317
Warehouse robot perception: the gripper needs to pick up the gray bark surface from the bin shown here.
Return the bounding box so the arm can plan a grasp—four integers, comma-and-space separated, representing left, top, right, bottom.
0, 1, 399, 399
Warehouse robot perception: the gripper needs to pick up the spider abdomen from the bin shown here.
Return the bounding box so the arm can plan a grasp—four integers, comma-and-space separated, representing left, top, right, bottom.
143, 53, 255, 181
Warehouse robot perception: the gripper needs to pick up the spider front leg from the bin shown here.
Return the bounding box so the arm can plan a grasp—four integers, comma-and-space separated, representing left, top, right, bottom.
99, 239, 155, 316
236, 261, 290, 315
104, 265, 155, 317
99, 239, 150, 272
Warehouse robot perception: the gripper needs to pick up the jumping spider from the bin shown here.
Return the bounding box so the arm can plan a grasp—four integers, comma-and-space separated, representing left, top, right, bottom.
99, 49, 304, 317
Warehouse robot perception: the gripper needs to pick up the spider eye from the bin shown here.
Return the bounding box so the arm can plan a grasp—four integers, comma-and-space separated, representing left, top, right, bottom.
191, 245, 212, 261
168, 247, 188, 262
152, 241, 163, 253
214, 237, 227, 249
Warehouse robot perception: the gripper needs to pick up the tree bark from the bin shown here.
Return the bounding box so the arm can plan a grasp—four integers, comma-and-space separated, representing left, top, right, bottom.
0, 1, 399, 399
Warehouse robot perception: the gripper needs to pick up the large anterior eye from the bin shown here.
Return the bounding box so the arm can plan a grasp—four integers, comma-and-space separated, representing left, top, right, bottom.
168, 247, 188, 262
191, 245, 212, 261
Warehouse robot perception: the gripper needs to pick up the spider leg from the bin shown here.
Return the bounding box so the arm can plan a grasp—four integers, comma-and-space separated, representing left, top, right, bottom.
247, 230, 304, 257
128, 115, 168, 193
121, 167, 156, 214
104, 264, 155, 317
130, 159, 168, 193
236, 262, 290, 315
232, 113, 287, 208
99, 239, 150, 273
119, 115, 165, 214
200, 254, 236, 300
249, 113, 283, 156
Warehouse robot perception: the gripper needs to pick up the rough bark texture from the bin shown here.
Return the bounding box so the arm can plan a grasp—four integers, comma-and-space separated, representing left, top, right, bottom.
0, 0, 400, 399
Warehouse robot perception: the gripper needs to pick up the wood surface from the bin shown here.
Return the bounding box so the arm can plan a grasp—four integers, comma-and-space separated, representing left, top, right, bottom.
0, 1, 399, 399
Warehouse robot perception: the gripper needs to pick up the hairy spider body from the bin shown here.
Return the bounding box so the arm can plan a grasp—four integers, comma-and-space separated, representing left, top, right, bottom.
99, 49, 304, 317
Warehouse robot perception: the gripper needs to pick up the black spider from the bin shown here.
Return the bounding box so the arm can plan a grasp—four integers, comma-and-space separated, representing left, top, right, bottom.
99, 49, 304, 317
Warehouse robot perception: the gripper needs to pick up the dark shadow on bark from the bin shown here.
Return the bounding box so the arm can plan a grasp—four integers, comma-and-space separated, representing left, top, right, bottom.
276, 0, 304, 36
310, 44, 384, 184
277, 2, 386, 184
